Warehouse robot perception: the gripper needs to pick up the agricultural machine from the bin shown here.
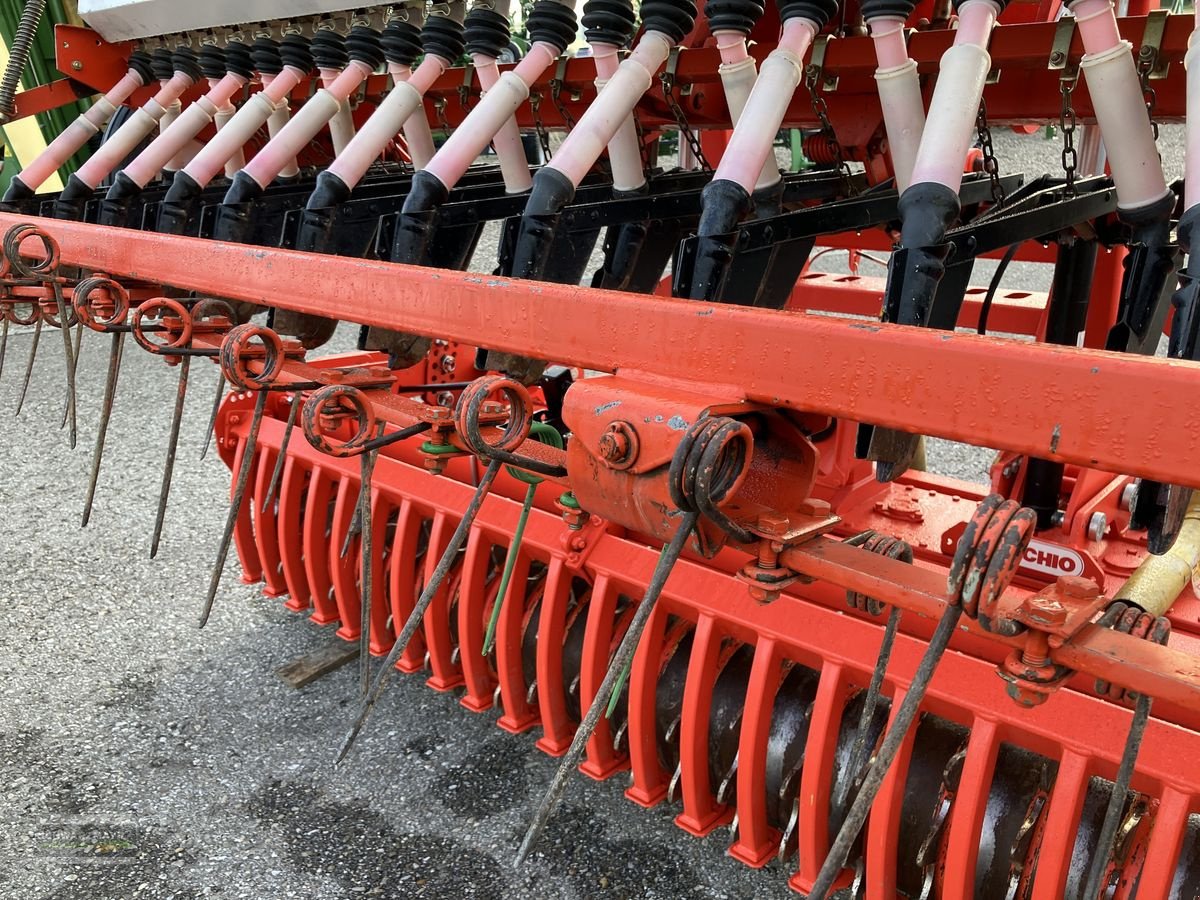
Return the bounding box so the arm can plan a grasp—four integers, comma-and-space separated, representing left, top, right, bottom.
2, 0, 1200, 894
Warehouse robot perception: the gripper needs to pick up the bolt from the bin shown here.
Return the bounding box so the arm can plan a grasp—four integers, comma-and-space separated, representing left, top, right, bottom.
797, 499, 830, 518
1087, 512, 1108, 542
71, 60, 82, 71
482, 401, 502, 415
435, 391, 454, 408
1059, 576, 1099, 600
1049, 50, 1065, 65
440, 354, 457, 374
1119, 482, 1138, 511
598, 430, 629, 462
1051, 511, 1065, 528
1028, 595, 1068, 628
757, 512, 789, 537
569, 535, 587, 552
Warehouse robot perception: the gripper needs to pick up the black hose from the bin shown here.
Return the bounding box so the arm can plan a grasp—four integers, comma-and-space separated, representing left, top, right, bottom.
0, 0, 48, 122
976, 242, 1019, 335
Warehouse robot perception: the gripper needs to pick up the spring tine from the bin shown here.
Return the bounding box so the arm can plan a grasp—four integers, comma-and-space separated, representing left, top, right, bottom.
341, 501, 362, 560
1079, 692, 1151, 900
808, 605, 963, 900
53, 283, 77, 448
482, 482, 537, 656
0, 316, 9, 380
59, 321, 85, 430
261, 391, 301, 514
832, 604, 902, 821
150, 356, 190, 559
336, 458, 503, 765
81, 332, 125, 527
357, 444, 377, 698
14, 317, 41, 416
199, 370, 226, 460
515, 512, 699, 867
199, 388, 267, 628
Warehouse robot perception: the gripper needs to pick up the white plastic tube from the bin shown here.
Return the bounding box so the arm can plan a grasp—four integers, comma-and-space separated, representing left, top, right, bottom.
243, 60, 373, 189
159, 97, 183, 172
592, 42, 645, 193
474, 54, 534, 193
320, 66, 358, 156
390, 62, 437, 170
326, 55, 448, 190
548, 30, 673, 189
907, 0, 998, 194
1071, 0, 1169, 210
713, 31, 776, 192
123, 73, 247, 187
423, 41, 559, 191
74, 70, 195, 188
870, 16, 924, 192
182, 66, 305, 188
16, 68, 146, 190
1186, 39, 1200, 210
263, 72, 300, 179
213, 103, 245, 178
712, 18, 817, 193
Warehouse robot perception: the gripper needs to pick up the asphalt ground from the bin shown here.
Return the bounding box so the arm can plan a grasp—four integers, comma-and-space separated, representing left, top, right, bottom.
0, 127, 1186, 899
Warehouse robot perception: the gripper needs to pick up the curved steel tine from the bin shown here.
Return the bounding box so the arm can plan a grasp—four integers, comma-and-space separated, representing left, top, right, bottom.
53, 282, 77, 448
199, 388, 267, 627
59, 320, 84, 430
199, 370, 226, 460
357, 431, 380, 699
150, 356, 190, 559
336, 459, 504, 765
0, 316, 9, 381
261, 391, 301, 514
82, 331, 125, 527
515, 513, 699, 867
14, 317, 41, 416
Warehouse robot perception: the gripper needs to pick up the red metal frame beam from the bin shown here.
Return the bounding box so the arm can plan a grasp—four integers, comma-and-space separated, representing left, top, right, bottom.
9, 213, 1199, 489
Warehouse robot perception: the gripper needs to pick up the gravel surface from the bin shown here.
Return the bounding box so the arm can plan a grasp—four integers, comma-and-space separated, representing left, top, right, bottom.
0, 129, 1185, 899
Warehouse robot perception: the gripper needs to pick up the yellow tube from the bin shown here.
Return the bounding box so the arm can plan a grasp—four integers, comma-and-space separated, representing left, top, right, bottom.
1114, 493, 1200, 616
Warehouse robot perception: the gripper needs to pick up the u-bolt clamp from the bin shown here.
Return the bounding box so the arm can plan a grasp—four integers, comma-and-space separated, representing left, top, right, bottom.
132, 297, 241, 363
218, 322, 307, 390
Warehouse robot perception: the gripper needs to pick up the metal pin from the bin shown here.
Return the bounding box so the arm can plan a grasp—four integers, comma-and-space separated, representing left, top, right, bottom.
81, 332, 125, 527
336, 459, 503, 765
59, 321, 84, 431
52, 284, 77, 449
357, 440, 378, 698
199, 370, 226, 460
807, 605, 963, 900
199, 389, 267, 627
261, 392, 301, 514
832, 604, 902, 822
14, 317, 41, 416
0, 316, 9, 380
150, 356, 190, 559
1079, 692, 1151, 900
515, 512, 699, 867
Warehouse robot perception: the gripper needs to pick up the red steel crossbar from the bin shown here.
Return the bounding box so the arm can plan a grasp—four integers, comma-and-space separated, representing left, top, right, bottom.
7, 214, 1199, 491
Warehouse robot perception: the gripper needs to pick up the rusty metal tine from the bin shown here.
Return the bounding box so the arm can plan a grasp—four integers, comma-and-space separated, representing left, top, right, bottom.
807, 605, 964, 900
357, 443, 377, 699
81, 332, 125, 527
515, 511, 699, 867
150, 356, 190, 559
832, 604, 902, 821
53, 283, 77, 448
1080, 692, 1151, 900
59, 320, 84, 430
336, 459, 503, 765
261, 391, 301, 514
0, 317, 8, 380
199, 388, 267, 627
14, 318, 41, 416
199, 370, 226, 460
341, 500, 362, 559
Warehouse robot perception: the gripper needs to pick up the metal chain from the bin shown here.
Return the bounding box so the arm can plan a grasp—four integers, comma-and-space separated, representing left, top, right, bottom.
530, 90, 553, 161
661, 61, 711, 172
458, 65, 474, 114
803, 63, 855, 195
975, 98, 1006, 206
1137, 49, 1161, 142
549, 58, 577, 134
1059, 72, 1079, 196
433, 95, 452, 140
